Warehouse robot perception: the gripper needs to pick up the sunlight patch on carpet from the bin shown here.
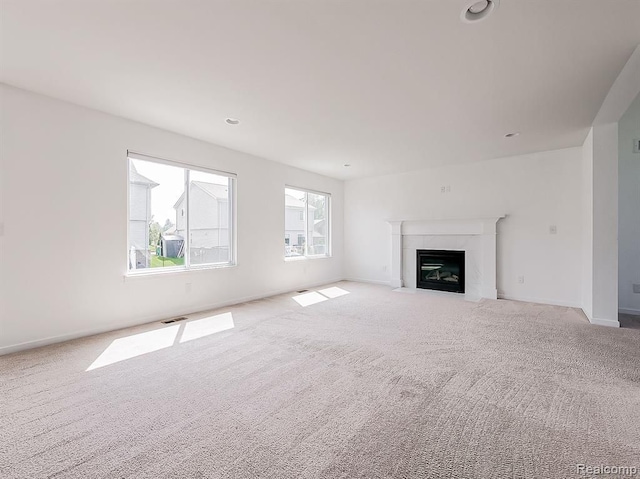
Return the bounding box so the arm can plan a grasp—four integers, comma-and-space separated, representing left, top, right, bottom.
292, 287, 350, 307
86, 325, 180, 371
318, 287, 350, 299
180, 312, 234, 343
292, 291, 329, 307
87, 312, 235, 370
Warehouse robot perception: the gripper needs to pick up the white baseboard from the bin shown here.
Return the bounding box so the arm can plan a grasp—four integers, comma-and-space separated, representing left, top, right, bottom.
619, 307, 640, 316
497, 293, 581, 309
0, 277, 346, 356
344, 277, 391, 286
494, 293, 620, 327
589, 317, 621, 328
0, 315, 168, 356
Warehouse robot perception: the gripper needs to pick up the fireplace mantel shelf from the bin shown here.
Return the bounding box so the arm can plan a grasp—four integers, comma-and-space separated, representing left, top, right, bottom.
387, 216, 506, 236
387, 216, 506, 297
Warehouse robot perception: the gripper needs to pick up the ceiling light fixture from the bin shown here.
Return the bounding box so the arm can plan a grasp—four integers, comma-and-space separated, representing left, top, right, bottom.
505, 132, 520, 138
344, 164, 351, 167
225, 118, 240, 125
461, 0, 499, 23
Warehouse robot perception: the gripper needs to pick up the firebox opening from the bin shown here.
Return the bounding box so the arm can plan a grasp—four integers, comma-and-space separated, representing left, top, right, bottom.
416, 249, 465, 293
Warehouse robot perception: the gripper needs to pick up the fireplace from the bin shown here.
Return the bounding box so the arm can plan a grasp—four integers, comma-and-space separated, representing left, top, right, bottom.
416, 249, 465, 293
388, 218, 503, 298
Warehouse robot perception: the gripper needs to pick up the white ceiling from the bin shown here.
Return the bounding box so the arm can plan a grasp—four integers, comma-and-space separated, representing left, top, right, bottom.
1, 1, 639, 180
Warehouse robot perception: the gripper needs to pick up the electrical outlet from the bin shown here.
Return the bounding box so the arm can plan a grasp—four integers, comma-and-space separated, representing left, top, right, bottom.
441, 186, 446, 193
517, 276, 525, 284
633, 284, 640, 294
382, 265, 388, 272
185, 282, 192, 293
446, 185, 451, 193
633, 139, 640, 154
549, 225, 557, 234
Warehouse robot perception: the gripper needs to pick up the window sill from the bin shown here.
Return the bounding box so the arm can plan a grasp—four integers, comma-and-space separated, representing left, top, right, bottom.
124, 263, 236, 280
284, 255, 331, 262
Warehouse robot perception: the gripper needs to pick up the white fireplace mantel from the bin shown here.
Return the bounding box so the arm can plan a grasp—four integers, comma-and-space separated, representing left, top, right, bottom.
387, 216, 505, 299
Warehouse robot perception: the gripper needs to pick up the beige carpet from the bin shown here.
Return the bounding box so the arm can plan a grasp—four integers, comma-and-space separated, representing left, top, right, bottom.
1, 281, 639, 479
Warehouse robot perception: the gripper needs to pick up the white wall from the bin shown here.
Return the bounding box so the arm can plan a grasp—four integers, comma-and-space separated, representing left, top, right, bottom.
0, 108, 5, 341
582, 44, 640, 327
0, 84, 344, 353
344, 147, 584, 307
591, 123, 619, 325
581, 129, 594, 320
582, 123, 620, 327
618, 93, 640, 315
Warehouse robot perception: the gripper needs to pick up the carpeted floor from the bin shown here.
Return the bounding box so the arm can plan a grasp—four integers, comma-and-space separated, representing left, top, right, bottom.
620, 312, 640, 330
1, 281, 639, 479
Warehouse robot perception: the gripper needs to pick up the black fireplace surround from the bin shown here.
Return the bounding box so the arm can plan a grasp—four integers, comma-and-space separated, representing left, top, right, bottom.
416, 249, 465, 293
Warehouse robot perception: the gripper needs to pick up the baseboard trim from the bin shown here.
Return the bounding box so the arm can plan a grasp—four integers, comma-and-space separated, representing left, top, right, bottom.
0, 277, 346, 356
619, 307, 640, 316
589, 317, 621, 328
344, 277, 391, 286
497, 293, 581, 309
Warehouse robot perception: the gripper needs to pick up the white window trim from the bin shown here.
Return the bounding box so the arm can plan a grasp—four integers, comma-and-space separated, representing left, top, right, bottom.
126, 150, 237, 276
284, 185, 331, 261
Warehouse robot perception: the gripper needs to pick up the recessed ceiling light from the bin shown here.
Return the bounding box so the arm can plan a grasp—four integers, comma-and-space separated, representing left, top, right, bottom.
461, 0, 499, 23
225, 118, 240, 125
505, 132, 520, 138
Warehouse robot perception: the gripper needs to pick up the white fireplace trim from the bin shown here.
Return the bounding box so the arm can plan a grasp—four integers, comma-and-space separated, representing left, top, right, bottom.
387, 216, 505, 299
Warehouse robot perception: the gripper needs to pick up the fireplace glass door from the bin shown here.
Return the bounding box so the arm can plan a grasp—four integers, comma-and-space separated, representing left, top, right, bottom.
416, 250, 465, 293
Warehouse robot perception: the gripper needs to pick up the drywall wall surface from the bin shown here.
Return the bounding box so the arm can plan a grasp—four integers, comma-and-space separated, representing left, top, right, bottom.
344, 147, 584, 308
0, 84, 344, 352
0, 109, 4, 339
618, 93, 640, 315
581, 128, 594, 320
591, 122, 619, 325
594, 45, 640, 126
583, 44, 640, 327
582, 122, 623, 327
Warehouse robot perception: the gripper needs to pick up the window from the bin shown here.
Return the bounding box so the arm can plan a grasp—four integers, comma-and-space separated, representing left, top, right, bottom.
128, 152, 235, 273
284, 187, 330, 258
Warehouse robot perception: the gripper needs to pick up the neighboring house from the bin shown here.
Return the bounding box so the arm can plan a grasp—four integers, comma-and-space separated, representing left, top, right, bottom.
128, 162, 158, 269
284, 194, 329, 255
312, 218, 327, 255
174, 181, 230, 263
284, 194, 314, 255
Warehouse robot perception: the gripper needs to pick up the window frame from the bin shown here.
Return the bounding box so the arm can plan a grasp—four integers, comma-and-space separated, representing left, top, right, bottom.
126, 150, 237, 275
284, 185, 331, 260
